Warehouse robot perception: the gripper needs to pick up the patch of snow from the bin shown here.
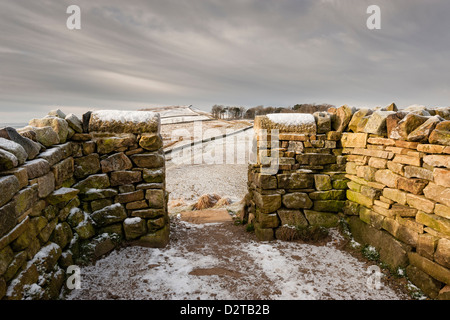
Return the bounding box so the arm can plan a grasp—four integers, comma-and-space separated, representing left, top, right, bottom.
267, 113, 315, 126
124, 217, 142, 225
92, 110, 159, 123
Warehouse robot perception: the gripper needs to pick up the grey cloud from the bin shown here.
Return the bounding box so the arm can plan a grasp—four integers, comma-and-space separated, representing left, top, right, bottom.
1, 0, 450, 122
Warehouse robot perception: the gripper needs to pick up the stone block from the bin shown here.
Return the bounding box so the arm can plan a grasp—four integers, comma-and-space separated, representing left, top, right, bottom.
110, 171, 142, 187
282, 193, 313, 210
314, 174, 332, 191
408, 252, 450, 285
397, 177, 429, 195
100, 152, 133, 173
304, 210, 339, 228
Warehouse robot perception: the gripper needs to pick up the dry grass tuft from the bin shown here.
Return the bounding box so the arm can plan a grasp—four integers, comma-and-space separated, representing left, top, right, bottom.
192, 194, 222, 210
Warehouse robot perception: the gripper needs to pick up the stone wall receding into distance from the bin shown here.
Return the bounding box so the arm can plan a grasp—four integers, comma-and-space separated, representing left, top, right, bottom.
0, 109, 168, 300
1, 103, 450, 300
245, 104, 450, 300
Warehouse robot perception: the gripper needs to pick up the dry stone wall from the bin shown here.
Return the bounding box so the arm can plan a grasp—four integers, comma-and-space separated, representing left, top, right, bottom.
246, 104, 450, 300
0, 109, 168, 300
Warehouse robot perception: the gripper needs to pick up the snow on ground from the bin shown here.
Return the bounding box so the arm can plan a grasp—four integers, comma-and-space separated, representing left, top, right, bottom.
66, 221, 408, 300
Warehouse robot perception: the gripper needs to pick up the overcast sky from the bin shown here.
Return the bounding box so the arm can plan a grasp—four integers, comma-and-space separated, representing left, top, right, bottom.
1, 0, 450, 122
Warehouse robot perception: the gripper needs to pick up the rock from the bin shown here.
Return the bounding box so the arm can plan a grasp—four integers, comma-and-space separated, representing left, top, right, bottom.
79, 188, 118, 201
364, 111, 396, 135
381, 103, 398, 112
46, 188, 79, 205
100, 152, 132, 173
37, 142, 73, 166
313, 112, 332, 134
434, 168, 450, 188
282, 193, 313, 209
434, 107, 450, 120
115, 190, 144, 204
255, 114, 317, 135
406, 265, 442, 299
397, 177, 429, 195
314, 174, 332, 191
139, 133, 163, 151
145, 189, 165, 209
304, 210, 339, 228
91, 203, 127, 227
82, 111, 92, 133
331, 105, 354, 132
123, 217, 148, 240
3, 127, 40, 160
130, 153, 165, 169
0, 175, 20, 207
29, 117, 69, 144
143, 168, 165, 184
254, 193, 282, 214
73, 174, 110, 193
341, 133, 368, 148
36, 172, 56, 198
408, 252, 450, 285
52, 157, 74, 187
50, 222, 73, 250
348, 109, 373, 133
435, 238, 450, 269
74, 154, 101, 179
404, 105, 431, 116
20, 126, 59, 147
0, 246, 14, 275
74, 219, 96, 240
94, 134, 137, 154
0, 201, 17, 238
408, 116, 443, 143
423, 155, 450, 168
0, 149, 18, 171
110, 171, 142, 186
429, 121, 450, 146
138, 224, 169, 248
32, 242, 62, 272
131, 208, 165, 219
416, 212, 449, 236
89, 110, 160, 134
390, 113, 429, 140
254, 224, 275, 241
48, 109, 66, 119
277, 173, 314, 189
313, 200, 345, 212
22, 159, 51, 179
296, 154, 336, 165
147, 217, 168, 232
0, 137, 27, 165
277, 209, 309, 227
374, 169, 401, 188
65, 113, 83, 133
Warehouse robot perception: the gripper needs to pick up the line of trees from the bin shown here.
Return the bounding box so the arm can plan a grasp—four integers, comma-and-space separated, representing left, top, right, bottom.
211, 104, 334, 120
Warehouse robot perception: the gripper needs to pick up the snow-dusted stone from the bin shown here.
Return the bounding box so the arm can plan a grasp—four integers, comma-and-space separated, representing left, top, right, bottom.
123, 217, 148, 240
254, 114, 317, 135
2, 127, 41, 160
46, 187, 79, 205
404, 105, 432, 116
364, 111, 396, 135
19, 126, 59, 147
89, 110, 160, 134
91, 203, 127, 227
48, 109, 66, 119
65, 113, 83, 133
29, 117, 69, 144
0, 175, 20, 207
0, 138, 27, 165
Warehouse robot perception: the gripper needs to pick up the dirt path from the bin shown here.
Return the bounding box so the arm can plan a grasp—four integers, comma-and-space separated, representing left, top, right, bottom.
66, 219, 410, 300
